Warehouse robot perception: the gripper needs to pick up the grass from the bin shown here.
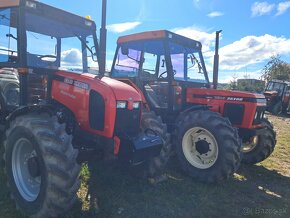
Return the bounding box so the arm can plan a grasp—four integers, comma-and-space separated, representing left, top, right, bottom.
0, 114, 289, 218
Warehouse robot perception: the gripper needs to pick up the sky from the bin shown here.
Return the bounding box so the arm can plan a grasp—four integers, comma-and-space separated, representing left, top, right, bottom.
40, 0, 290, 83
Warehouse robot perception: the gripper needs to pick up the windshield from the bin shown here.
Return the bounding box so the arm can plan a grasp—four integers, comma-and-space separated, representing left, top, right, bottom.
266, 82, 285, 94
112, 39, 208, 83
0, 8, 18, 64
168, 42, 207, 83
1, 6, 98, 73
25, 10, 98, 73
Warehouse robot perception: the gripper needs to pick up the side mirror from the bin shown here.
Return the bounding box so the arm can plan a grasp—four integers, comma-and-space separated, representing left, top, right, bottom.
121, 46, 129, 55
90, 46, 98, 62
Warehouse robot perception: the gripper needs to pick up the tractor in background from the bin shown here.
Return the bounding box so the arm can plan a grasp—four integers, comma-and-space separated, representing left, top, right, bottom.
110, 30, 276, 182
0, 1, 170, 217
264, 79, 290, 115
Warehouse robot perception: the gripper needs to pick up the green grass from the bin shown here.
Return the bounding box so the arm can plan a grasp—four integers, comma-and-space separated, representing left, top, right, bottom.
0, 114, 289, 218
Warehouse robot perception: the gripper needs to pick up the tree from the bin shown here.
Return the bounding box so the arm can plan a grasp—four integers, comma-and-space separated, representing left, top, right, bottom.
236, 79, 265, 93
262, 55, 290, 82
229, 74, 238, 90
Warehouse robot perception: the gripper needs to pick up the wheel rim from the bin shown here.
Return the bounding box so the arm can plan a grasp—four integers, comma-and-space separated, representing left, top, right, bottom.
12, 138, 41, 202
241, 136, 258, 153
6, 88, 19, 106
182, 127, 219, 169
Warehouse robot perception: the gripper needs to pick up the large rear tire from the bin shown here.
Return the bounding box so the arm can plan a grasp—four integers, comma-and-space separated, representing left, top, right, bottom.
175, 110, 241, 183
141, 111, 172, 178
3, 113, 80, 218
241, 119, 276, 164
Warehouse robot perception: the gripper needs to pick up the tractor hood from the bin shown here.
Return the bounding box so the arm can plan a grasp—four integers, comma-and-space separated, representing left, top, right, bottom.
264, 90, 278, 96
100, 76, 142, 102
54, 71, 142, 102
189, 88, 266, 104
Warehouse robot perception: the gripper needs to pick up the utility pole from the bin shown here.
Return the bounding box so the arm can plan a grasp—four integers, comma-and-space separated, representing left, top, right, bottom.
99, 0, 107, 77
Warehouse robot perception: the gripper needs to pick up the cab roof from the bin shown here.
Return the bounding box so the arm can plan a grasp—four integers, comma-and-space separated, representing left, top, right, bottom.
0, 0, 96, 34
117, 30, 202, 49
0, 0, 20, 8
270, 79, 290, 86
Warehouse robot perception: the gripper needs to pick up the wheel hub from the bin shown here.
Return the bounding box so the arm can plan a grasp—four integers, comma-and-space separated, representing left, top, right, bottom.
12, 138, 41, 202
27, 156, 41, 178
241, 136, 258, 153
195, 139, 210, 155
182, 127, 219, 169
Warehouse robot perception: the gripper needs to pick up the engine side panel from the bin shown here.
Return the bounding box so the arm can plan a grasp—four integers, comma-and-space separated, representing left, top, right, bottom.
51, 71, 117, 138
186, 88, 266, 129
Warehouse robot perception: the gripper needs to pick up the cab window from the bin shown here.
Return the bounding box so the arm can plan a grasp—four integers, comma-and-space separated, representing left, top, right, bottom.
0, 8, 18, 64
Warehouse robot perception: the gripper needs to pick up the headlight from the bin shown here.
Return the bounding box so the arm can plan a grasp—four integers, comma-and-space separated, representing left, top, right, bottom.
132, 102, 140, 109
116, 101, 127, 109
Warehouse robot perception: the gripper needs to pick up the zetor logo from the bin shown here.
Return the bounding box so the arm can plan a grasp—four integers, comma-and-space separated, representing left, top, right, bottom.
64, 78, 73, 85
226, 97, 244, 101
63, 77, 89, 90
74, 80, 89, 90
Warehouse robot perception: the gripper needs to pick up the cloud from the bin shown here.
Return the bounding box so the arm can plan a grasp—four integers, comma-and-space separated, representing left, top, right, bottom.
171, 26, 217, 52
219, 34, 290, 70
207, 11, 224, 18
276, 1, 290, 16
251, 2, 275, 17
218, 70, 263, 83
107, 22, 141, 33
168, 26, 290, 83
61, 48, 82, 67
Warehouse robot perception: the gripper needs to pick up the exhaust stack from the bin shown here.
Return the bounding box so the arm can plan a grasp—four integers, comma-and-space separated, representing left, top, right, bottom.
213, 30, 222, 89
99, 0, 107, 77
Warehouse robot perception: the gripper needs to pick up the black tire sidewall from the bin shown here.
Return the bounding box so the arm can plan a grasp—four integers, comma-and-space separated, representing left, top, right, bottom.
241, 119, 276, 164
0, 92, 6, 114
6, 126, 47, 215
272, 101, 282, 115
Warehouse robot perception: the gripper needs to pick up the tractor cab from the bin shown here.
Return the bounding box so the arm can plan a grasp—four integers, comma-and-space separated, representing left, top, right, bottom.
0, 0, 98, 72
264, 80, 290, 114
265, 80, 290, 96
111, 30, 266, 130
111, 30, 210, 113
0, 0, 99, 108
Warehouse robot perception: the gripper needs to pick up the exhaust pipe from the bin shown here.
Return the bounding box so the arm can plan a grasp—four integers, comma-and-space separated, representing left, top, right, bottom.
99, 0, 107, 77
212, 30, 222, 89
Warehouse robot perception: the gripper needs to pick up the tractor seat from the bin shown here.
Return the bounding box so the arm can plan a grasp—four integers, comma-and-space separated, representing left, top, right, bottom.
144, 85, 167, 109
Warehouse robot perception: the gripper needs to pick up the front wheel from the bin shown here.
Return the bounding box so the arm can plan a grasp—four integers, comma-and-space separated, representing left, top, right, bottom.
4, 113, 80, 217
241, 119, 276, 164
141, 111, 172, 179
175, 110, 241, 183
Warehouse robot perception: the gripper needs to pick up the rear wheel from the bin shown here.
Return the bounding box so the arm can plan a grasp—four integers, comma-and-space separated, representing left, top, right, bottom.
4, 113, 80, 218
141, 111, 172, 179
282, 100, 290, 114
175, 110, 241, 183
241, 119, 276, 164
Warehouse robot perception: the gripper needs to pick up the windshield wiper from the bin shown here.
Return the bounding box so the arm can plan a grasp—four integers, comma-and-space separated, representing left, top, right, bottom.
0, 14, 9, 21
75, 35, 94, 56
190, 54, 203, 73
6, 33, 17, 40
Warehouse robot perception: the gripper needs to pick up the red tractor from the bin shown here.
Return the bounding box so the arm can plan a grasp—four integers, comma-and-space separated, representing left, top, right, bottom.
110, 30, 276, 182
264, 79, 290, 115
0, 1, 170, 217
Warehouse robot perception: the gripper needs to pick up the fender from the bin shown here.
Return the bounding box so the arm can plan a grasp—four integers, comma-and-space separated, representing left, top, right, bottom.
181, 105, 209, 115
6, 104, 54, 125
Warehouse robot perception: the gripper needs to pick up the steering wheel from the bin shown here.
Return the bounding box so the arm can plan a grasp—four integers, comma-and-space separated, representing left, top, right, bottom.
158, 70, 176, 78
